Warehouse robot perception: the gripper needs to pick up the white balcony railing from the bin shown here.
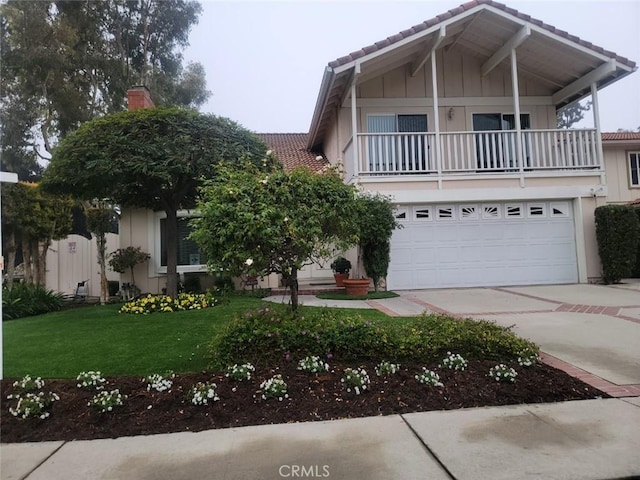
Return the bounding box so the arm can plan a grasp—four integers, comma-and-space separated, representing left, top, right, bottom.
355, 129, 600, 176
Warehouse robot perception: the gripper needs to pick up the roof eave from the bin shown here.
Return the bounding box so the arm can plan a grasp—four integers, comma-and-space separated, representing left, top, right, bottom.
307, 66, 335, 150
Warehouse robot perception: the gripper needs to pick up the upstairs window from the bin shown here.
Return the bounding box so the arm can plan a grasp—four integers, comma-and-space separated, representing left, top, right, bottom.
629, 152, 640, 187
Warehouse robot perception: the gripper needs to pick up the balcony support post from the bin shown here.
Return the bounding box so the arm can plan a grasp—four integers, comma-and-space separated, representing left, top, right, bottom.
350, 62, 361, 177
591, 82, 606, 185
510, 48, 525, 187
431, 51, 442, 188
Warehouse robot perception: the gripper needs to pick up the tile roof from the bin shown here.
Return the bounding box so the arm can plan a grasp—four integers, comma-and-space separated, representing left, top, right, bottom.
328, 0, 636, 70
257, 133, 328, 172
601, 132, 640, 142
629, 198, 640, 205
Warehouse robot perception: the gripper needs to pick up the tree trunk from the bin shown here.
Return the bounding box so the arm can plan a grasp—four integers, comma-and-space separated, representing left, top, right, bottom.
289, 266, 299, 312
37, 240, 50, 287
96, 232, 108, 304
6, 231, 16, 289
23, 240, 33, 284
164, 207, 179, 298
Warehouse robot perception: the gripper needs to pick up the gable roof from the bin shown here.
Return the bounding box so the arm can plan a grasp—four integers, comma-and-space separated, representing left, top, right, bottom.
257, 133, 328, 172
308, 0, 637, 150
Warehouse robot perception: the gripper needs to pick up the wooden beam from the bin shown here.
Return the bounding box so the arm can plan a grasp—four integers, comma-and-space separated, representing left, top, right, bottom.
446, 14, 480, 53
410, 26, 446, 77
481, 25, 530, 77
551, 59, 617, 105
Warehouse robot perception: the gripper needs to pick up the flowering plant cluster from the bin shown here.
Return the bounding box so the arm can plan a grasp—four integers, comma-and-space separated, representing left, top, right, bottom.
145, 373, 174, 392
415, 367, 444, 387
119, 293, 218, 315
226, 363, 256, 381
440, 352, 468, 371
341, 367, 370, 395
76, 371, 107, 390
10, 375, 45, 394
517, 351, 539, 367
88, 389, 125, 413
8, 392, 60, 419
259, 375, 288, 401
297, 356, 329, 373
488, 364, 518, 382
375, 361, 400, 376
188, 381, 220, 405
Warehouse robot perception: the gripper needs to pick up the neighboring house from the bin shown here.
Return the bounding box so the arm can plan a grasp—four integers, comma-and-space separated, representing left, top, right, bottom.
118, 1, 639, 294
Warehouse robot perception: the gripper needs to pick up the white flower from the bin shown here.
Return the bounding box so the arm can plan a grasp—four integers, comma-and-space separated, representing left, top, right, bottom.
266, 150, 273, 156
245, 258, 254, 266
315, 155, 323, 160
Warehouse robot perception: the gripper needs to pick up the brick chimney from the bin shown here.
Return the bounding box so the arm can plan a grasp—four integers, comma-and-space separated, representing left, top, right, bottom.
127, 85, 154, 110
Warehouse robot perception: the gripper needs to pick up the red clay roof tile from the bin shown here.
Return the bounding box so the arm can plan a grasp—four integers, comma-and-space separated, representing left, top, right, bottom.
257, 133, 328, 173
601, 132, 640, 141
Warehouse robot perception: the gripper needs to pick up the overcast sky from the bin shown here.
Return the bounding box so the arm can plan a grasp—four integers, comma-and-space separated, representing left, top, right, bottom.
183, 0, 640, 134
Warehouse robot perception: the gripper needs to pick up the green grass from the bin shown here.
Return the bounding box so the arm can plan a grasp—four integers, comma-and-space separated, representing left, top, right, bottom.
315, 291, 399, 301
2, 297, 402, 379
2, 297, 266, 379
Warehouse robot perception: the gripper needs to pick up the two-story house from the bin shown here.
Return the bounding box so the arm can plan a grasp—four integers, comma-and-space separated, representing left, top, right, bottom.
303, 0, 637, 290
91, 0, 638, 297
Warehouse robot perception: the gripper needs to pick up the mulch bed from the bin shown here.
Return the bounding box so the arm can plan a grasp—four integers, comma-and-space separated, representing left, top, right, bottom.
1, 360, 607, 443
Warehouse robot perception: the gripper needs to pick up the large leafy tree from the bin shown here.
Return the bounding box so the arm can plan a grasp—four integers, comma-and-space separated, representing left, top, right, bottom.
42, 108, 268, 297
0, 0, 209, 178
191, 161, 361, 311
1, 182, 73, 287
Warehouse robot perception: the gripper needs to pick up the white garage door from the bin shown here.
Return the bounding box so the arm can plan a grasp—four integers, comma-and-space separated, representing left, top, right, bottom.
387, 201, 578, 290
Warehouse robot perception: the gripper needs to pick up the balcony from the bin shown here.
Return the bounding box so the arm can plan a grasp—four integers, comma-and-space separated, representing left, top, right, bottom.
344, 129, 601, 179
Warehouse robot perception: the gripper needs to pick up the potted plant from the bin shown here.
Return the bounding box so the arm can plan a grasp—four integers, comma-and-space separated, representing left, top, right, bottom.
330, 256, 351, 287
342, 278, 371, 296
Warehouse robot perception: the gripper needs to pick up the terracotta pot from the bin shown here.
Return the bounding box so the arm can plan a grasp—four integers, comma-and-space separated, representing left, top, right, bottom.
333, 273, 349, 287
343, 278, 370, 296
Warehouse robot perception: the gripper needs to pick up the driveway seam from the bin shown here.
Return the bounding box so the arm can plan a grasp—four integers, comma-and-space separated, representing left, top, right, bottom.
22, 441, 67, 480
491, 287, 564, 305
399, 414, 457, 480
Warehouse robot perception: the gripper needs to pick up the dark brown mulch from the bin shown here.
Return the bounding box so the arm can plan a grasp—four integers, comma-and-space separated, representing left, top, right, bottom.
1, 360, 607, 443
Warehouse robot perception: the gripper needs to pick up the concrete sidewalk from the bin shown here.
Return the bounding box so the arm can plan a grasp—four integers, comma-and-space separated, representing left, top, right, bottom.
3, 398, 639, 480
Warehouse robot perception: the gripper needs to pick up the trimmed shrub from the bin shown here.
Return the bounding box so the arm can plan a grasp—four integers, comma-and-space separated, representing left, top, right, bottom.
2, 283, 64, 320
595, 205, 640, 283
208, 306, 537, 368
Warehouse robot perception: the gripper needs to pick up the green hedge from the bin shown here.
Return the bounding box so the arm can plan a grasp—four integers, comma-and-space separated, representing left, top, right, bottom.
208, 305, 538, 368
595, 204, 640, 283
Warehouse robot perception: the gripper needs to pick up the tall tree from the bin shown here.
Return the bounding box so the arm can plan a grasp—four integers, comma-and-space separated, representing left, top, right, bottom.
42, 108, 268, 297
0, 0, 209, 178
192, 162, 361, 311
557, 101, 592, 129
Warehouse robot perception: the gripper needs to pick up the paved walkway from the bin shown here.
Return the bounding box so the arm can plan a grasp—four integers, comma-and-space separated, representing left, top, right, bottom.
3, 283, 639, 479
4, 398, 640, 480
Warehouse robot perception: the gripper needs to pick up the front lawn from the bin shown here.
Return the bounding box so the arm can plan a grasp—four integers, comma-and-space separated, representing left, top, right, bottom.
2, 297, 398, 379
2, 297, 265, 378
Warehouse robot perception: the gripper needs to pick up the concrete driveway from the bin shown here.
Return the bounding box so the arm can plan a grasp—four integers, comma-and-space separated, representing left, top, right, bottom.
397, 282, 640, 395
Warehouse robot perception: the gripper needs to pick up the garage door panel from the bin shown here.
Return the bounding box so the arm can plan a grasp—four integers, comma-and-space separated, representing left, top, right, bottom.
388, 201, 578, 289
